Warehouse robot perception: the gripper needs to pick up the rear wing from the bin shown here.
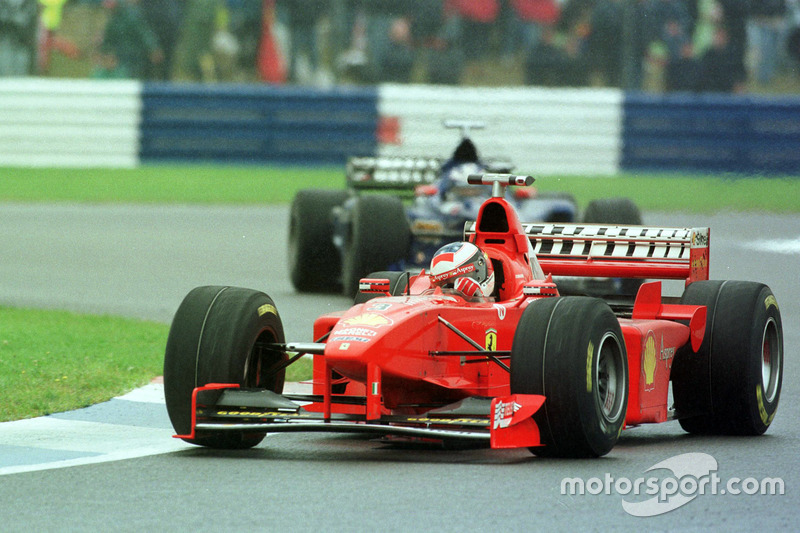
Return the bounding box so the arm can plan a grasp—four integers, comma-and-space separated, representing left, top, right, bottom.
346, 156, 441, 190
465, 222, 710, 284
346, 156, 515, 191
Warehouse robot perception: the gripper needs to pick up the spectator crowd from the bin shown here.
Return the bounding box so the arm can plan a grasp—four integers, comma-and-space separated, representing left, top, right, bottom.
1, 0, 800, 94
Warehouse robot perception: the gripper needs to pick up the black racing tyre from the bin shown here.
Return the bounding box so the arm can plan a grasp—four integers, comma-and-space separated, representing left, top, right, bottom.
353, 271, 411, 304
673, 281, 783, 435
536, 191, 578, 223
582, 197, 644, 296
342, 195, 410, 297
670, 280, 723, 430
164, 286, 287, 448
510, 297, 628, 457
288, 189, 349, 292
581, 197, 643, 225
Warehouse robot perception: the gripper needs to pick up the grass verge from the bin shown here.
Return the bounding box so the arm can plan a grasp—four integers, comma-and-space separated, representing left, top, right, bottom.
0, 166, 342, 206
0, 306, 311, 422
1, 165, 799, 212
0, 307, 167, 422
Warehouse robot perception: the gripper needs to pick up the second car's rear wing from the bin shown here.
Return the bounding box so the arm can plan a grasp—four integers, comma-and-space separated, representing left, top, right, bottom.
465, 222, 710, 284
346, 156, 441, 190
346, 156, 515, 191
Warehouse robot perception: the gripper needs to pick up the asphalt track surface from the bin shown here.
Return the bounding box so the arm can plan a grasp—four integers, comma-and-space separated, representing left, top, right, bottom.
0, 203, 798, 532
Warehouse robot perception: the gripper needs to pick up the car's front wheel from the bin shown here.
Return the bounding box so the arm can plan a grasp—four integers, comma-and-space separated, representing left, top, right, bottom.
164, 286, 287, 448
288, 189, 349, 292
511, 297, 628, 457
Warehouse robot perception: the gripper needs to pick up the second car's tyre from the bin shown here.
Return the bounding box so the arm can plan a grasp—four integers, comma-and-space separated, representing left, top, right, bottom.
353, 271, 411, 304
672, 280, 783, 435
164, 286, 287, 449
342, 195, 410, 297
535, 191, 578, 223
581, 197, 643, 226
288, 189, 350, 292
510, 297, 628, 457
581, 197, 644, 297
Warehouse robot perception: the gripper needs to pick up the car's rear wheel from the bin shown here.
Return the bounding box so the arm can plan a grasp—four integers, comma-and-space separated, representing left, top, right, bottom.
164, 286, 287, 448
581, 197, 644, 296
342, 195, 410, 297
581, 197, 642, 226
510, 297, 628, 457
672, 280, 783, 435
288, 189, 349, 292
536, 191, 577, 222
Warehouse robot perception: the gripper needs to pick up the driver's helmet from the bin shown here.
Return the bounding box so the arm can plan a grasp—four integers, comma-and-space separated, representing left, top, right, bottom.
440, 161, 488, 200
438, 138, 490, 200
429, 242, 495, 298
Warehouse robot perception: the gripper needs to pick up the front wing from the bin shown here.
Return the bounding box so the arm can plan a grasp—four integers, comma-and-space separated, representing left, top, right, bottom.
175, 384, 545, 450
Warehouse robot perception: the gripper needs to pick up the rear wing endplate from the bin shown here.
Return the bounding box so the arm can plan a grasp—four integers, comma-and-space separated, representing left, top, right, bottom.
465, 222, 710, 284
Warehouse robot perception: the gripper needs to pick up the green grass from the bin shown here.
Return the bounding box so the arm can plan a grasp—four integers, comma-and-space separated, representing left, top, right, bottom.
0, 306, 311, 422
0, 307, 168, 422
0, 166, 344, 205
1, 165, 799, 212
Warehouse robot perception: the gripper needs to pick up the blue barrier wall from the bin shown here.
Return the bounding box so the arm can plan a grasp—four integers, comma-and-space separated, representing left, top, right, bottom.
622, 93, 800, 175
139, 83, 379, 165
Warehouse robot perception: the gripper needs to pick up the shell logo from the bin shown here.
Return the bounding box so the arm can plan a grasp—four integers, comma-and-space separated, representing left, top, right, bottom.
643, 331, 657, 391
341, 313, 392, 328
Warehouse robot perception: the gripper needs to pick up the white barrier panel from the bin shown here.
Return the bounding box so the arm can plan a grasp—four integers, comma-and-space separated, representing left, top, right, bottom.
0, 78, 141, 168
377, 84, 623, 176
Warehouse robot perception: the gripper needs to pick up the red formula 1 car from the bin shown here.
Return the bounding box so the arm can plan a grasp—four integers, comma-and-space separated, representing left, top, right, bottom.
163, 175, 783, 457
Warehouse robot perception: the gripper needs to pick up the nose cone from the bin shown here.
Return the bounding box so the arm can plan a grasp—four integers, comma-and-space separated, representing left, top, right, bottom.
324, 308, 400, 367
322, 295, 449, 379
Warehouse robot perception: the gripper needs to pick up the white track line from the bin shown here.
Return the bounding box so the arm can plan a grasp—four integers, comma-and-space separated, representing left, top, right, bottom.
0, 382, 311, 476
0, 383, 183, 476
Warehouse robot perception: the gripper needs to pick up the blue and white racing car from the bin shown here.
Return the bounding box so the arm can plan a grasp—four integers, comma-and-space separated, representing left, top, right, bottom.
288, 121, 641, 296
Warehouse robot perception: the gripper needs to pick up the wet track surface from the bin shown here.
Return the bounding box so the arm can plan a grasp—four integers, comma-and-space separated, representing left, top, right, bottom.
0, 204, 798, 531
